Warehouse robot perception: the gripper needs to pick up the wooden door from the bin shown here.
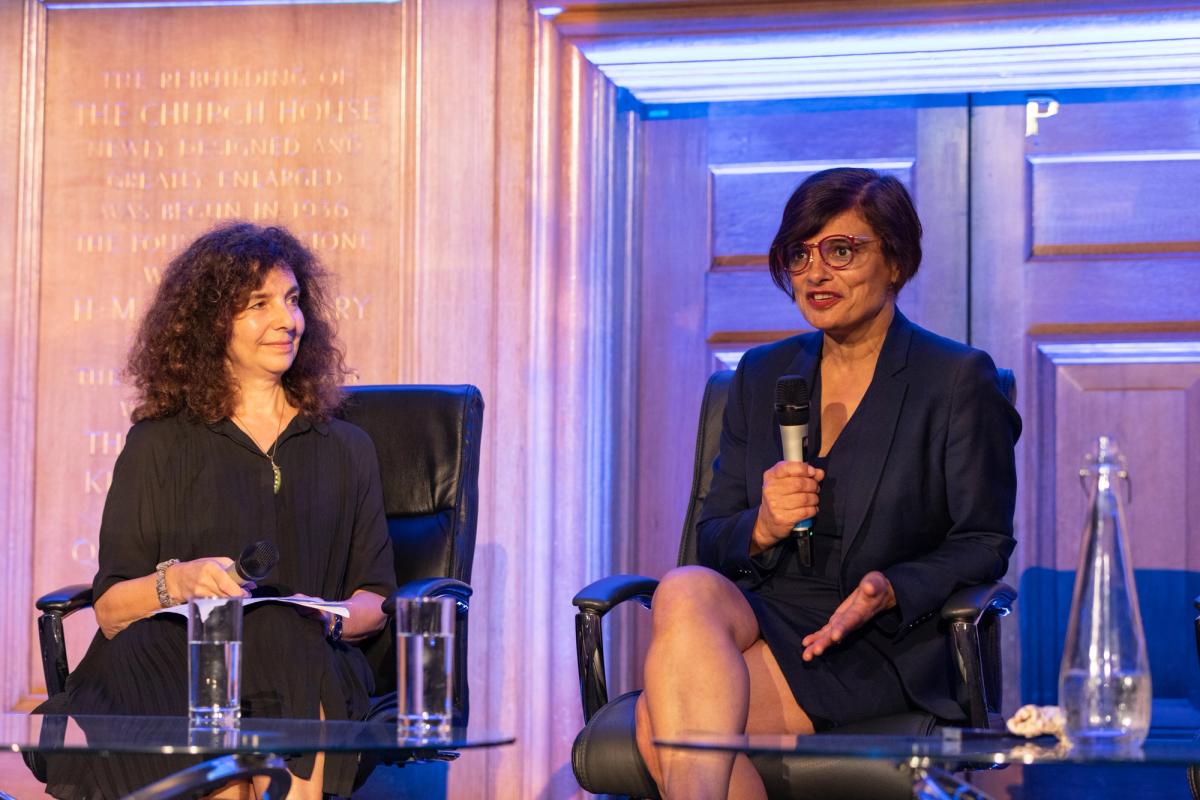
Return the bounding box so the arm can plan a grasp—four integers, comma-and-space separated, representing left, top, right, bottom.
971, 86, 1200, 727
627, 95, 971, 682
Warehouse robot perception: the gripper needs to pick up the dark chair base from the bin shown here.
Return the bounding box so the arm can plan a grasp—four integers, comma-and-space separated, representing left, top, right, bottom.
572, 689, 966, 800
125, 754, 291, 800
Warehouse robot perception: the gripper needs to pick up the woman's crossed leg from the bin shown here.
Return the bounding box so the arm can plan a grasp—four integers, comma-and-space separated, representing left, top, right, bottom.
635, 566, 814, 800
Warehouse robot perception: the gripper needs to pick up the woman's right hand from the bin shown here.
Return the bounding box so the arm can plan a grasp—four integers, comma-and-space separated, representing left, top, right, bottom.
164, 557, 251, 603
751, 461, 825, 553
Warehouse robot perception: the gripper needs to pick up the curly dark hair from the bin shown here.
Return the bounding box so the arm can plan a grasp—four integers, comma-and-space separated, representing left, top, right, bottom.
127, 222, 350, 423
767, 167, 923, 299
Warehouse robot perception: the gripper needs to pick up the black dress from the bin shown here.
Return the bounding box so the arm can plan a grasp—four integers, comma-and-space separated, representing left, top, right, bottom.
742, 373, 909, 729
696, 311, 1020, 725
35, 412, 397, 800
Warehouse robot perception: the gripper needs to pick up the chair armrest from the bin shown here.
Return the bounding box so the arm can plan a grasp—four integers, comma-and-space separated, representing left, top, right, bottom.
384, 578, 472, 614
572, 574, 659, 616
941, 581, 1016, 625
942, 581, 1016, 729
36, 584, 94, 698
35, 584, 94, 617
574, 575, 660, 723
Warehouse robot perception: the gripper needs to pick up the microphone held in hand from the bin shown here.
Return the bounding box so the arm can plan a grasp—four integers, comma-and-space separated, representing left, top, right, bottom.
775, 375, 814, 566
226, 540, 280, 585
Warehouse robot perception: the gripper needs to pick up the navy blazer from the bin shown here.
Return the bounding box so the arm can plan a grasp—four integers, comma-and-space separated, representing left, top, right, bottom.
697, 309, 1021, 720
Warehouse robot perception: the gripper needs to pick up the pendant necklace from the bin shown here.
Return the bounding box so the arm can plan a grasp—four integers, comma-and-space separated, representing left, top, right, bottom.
235, 402, 285, 494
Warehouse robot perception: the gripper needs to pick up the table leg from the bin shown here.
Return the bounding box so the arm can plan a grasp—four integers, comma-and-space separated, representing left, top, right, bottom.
911, 765, 996, 800
122, 753, 292, 800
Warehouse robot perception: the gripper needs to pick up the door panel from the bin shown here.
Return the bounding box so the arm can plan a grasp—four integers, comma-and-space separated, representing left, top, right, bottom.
971, 86, 1200, 726
627, 95, 971, 686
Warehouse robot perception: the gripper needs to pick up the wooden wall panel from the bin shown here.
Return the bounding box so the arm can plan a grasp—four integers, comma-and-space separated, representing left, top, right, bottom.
631, 115, 711, 671
705, 270, 796, 333
1031, 155, 1200, 255
701, 98, 969, 359
30, 2, 404, 697
0, 0, 42, 714
710, 161, 912, 264
1020, 338, 1200, 721
973, 87, 1200, 723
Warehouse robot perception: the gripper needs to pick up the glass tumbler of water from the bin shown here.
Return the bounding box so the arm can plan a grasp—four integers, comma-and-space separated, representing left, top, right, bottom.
395, 596, 455, 734
187, 597, 243, 728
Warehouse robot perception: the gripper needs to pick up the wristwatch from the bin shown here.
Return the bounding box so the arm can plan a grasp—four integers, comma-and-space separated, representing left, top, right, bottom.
155, 559, 180, 607
326, 613, 343, 643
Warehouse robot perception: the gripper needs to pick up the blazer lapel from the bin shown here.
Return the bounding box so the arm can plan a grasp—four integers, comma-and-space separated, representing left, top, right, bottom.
839, 310, 913, 561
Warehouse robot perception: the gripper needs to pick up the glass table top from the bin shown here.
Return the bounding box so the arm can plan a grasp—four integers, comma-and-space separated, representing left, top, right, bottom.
4, 714, 513, 755
655, 728, 1200, 767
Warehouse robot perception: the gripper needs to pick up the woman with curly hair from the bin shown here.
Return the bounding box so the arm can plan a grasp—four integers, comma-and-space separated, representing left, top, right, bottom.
35, 222, 396, 800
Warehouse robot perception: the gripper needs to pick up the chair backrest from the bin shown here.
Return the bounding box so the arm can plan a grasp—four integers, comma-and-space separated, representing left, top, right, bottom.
677, 370, 735, 567
339, 384, 484, 707
675, 366, 1016, 569
340, 384, 484, 587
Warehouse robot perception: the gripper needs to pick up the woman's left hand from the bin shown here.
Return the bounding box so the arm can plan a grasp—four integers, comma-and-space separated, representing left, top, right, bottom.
800, 571, 896, 661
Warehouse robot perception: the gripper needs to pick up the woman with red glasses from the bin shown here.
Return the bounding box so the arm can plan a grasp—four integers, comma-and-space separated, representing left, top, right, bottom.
634, 167, 1021, 799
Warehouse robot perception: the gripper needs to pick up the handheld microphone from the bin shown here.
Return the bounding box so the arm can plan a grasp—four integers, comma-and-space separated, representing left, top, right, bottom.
775, 376, 814, 566
226, 540, 280, 585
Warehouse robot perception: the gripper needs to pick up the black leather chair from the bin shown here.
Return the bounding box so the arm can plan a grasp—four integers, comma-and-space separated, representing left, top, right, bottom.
571, 368, 1017, 799
33, 384, 483, 786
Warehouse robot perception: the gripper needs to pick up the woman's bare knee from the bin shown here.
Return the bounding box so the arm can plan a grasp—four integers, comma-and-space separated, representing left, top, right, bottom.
651, 567, 757, 648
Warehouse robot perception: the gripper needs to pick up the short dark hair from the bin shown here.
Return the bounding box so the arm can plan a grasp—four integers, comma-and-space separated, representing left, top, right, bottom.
127, 221, 350, 423
767, 167, 922, 298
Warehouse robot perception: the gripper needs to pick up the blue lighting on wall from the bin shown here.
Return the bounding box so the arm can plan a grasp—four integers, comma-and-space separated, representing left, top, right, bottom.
568, 11, 1200, 103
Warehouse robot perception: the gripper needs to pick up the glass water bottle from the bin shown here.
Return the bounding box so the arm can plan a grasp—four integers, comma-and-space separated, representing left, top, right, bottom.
1058, 436, 1151, 748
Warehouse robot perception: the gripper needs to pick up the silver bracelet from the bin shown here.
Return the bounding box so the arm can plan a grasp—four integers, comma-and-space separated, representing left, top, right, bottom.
155, 559, 179, 607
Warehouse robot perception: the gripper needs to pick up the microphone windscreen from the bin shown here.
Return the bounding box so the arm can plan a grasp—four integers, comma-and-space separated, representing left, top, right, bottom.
775, 375, 810, 425
236, 540, 280, 582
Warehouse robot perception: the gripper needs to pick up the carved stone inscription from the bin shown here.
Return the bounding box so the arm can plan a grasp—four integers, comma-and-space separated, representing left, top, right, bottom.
33, 5, 402, 688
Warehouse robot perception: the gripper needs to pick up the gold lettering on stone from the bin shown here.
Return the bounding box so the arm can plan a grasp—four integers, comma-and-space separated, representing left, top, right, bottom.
138, 99, 267, 127
76, 233, 116, 254
292, 200, 350, 219
215, 167, 343, 189
313, 135, 362, 155
100, 201, 152, 220
275, 97, 378, 125
74, 298, 94, 322
111, 297, 136, 320
303, 231, 370, 251
71, 538, 99, 568
334, 295, 370, 320
130, 231, 192, 254
252, 200, 280, 219
74, 101, 129, 127
87, 139, 165, 159
86, 430, 127, 456
84, 469, 113, 494
101, 70, 143, 90
158, 66, 306, 90
75, 368, 120, 387
161, 199, 242, 221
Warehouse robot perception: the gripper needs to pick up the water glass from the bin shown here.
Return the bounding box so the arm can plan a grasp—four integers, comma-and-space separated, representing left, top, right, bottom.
188, 597, 243, 727
395, 596, 455, 734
